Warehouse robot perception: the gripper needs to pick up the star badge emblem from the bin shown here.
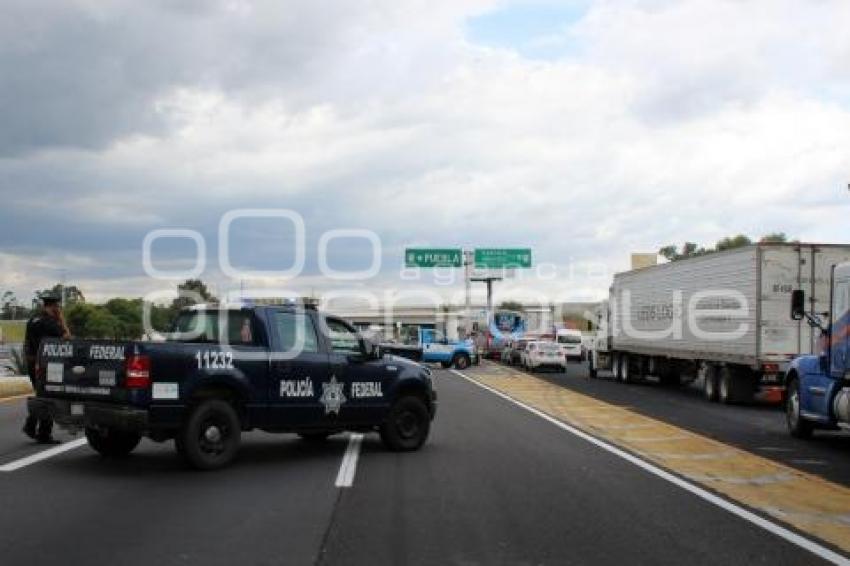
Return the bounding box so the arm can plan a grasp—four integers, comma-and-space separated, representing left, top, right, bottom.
319, 375, 346, 415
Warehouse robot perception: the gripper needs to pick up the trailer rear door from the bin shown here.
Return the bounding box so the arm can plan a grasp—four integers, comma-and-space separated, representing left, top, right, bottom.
759, 245, 850, 362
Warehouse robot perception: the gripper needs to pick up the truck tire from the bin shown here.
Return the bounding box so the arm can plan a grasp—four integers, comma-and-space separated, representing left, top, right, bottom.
718, 367, 751, 404
612, 353, 622, 381
620, 354, 631, 384
380, 396, 430, 451
452, 353, 471, 370
179, 399, 242, 470
85, 427, 141, 458
718, 367, 734, 404
702, 364, 719, 402
786, 377, 813, 439
588, 353, 597, 379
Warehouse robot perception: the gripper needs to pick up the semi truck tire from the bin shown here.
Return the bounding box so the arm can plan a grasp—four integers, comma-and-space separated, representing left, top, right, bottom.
718, 367, 735, 404
179, 399, 242, 471
785, 377, 813, 439
620, 354, 631, 384
85, 427, 141, 458
702, 363, 719, 402
718, 366, 753, 404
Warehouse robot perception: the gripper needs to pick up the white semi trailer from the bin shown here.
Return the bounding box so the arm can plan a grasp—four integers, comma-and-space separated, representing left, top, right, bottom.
589, 243, 850, 404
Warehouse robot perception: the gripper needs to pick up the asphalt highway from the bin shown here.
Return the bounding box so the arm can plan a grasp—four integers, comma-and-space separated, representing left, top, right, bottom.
0, 369, 841, 566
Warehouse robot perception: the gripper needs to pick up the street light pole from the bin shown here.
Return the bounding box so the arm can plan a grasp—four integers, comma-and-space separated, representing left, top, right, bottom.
464, 250, 473, 331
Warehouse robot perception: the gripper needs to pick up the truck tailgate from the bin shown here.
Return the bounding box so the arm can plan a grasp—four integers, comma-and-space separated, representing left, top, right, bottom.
39, 339, 132, 403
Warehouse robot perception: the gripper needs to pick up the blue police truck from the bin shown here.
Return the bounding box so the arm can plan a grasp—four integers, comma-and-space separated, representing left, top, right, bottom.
28, 304, 437, 470
786, 261, 850, 438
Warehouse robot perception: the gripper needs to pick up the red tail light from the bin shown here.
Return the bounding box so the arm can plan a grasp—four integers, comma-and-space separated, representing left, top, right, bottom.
126, 355, 151, 389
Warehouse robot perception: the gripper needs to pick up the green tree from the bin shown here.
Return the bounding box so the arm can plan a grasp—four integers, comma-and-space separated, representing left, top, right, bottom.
659, 245, 678, 261
715, 234, 752, 251
1, 291, 29, 320
171, 279, 217, 311
759, 232, 788, 243
103, 298, 144, 339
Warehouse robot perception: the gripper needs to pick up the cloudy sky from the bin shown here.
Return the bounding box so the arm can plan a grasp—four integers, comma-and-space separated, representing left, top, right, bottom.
1, 0, 849, 307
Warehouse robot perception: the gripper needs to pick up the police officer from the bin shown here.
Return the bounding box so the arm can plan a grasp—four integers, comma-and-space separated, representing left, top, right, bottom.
22, 292, 70, 444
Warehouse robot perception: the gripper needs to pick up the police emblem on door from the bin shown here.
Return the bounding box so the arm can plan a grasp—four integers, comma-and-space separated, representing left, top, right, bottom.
320, 376, 346, 415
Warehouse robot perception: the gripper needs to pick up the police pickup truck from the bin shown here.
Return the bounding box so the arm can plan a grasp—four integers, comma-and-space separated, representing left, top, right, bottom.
28, 305, 437, 470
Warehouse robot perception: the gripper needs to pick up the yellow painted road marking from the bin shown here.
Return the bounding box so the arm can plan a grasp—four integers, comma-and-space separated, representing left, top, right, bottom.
0, 393, 30, 404
462, 363, 850, 557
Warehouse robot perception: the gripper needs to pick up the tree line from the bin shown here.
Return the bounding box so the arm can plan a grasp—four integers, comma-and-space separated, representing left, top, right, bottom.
1, 279, 217, 340
658, 232, 792, 262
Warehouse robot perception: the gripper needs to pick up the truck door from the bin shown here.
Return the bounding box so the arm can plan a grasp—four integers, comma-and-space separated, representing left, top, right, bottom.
268, 310, 329, 425
323, 317, 392, 425
805, 270, 850, 416
422, 329, 454, 363
830, 269, 850, 380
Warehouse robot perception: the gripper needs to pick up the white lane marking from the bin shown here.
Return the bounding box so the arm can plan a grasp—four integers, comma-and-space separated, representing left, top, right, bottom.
450, 370, 849, 566
335, 433, 364, 488
0, 438, 88, 472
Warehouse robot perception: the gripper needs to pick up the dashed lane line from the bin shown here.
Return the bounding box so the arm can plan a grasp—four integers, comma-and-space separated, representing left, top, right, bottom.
451, 368, 850, 566
335, 433, 364, 488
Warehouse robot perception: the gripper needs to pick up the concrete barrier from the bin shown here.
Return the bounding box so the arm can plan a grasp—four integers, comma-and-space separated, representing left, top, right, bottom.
0, 376, 33, 400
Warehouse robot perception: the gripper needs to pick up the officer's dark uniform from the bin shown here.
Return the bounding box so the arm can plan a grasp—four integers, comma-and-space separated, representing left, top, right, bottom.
23, 297, 65, 442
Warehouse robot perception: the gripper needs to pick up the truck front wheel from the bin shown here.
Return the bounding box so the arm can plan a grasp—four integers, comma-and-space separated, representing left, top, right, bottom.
179, 400, 242, 470
380, 396, 431, 451
85, 427, 141, 458
453, 353, 471, 370
786, 378, 813, 439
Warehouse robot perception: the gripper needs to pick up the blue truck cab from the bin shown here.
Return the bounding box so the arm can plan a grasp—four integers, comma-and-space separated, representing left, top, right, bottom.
418, 328, 478, 370
28, 304, 437, 469
786, 262, 850, 438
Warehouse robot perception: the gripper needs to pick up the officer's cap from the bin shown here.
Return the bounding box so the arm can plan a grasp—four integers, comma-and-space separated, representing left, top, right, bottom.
41, 292, 61, 305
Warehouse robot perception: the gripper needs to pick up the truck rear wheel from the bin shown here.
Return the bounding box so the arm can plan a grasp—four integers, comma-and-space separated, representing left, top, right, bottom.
718, 367, 734, 404
702, 364, 719, 402
786, 377, 813, 439
179, 400, 242, 470
380, 396, 430, 451
85, 427, 141, 458
453, 353, 471, 370
719, 366, 752, 404
619, 354, 631, 383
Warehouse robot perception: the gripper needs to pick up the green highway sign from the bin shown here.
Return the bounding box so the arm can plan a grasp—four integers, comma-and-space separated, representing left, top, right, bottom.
405, 248, 463, 268
474, 248, 532, 269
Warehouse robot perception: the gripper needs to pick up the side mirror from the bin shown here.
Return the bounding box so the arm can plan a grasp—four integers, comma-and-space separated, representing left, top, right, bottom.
790, 289, 805, 321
